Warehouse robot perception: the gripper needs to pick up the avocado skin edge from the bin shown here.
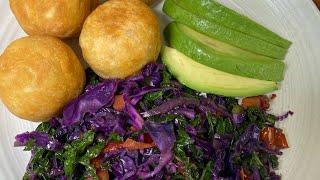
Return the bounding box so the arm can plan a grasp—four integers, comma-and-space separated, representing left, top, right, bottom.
164, 22, 285, 82
162, 46, 278, 97
163, 0, 288, 59
177, 0, 292, 49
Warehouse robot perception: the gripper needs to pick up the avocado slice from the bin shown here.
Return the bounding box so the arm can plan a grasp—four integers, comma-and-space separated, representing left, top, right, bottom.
177, 0, 292, 49
162, 46, 278, 97
164, 22, 285, 82
163, 0, 288, 59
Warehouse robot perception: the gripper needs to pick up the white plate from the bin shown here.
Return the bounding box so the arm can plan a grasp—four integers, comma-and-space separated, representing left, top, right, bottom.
1, 0, 320, 179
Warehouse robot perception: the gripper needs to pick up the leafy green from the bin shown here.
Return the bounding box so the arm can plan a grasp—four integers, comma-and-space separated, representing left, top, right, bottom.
250, 152, 264, 168
161, 70, 172, 87
145, 91, 163, 102
232, 104, 243, 114
24, 139, 35, 151
36, 122, 56, 136
269, 155, 279, 169
259, 166, 268, 180
64, 148, 77, 177
184, 158, 200, 180
190, 115, 201, 127
171, 174, 186, 180
200, 161, 214, 180
236, 107, 268, 136
31, 147, 46, 164
79, 140, 106, 179
176, 115, 188, 127
224, 97, 239, 111
130, 129, 147, 139
87, 70, 99, 85
266, 114, 277, 125
216, 118, 234, 135
108, 132, 123, 142
174, 128, 194, 161
246, 107, 267, 128
36, 122, 51, 133
25, 148, 53, 179
36, 152, 53, 179
181, 87, 198, 98
149, 114, 178, 123
64, 131, 95, 177
207, 113, 217, 136
206, 113, 234, 136
142, 91, 163, 109
235, 152, 264, 171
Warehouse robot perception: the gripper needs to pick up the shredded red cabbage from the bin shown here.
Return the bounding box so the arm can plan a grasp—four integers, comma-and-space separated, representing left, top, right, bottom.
14, 63, 292, 180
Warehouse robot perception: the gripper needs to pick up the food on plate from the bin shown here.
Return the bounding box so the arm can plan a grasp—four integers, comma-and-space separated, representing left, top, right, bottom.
175, 0, 292, 49
9, 0, 97, 38
3, 0, 294, 179
164, 22, 285, 81
80, 0, 161, 79
0, 36, 85, 122
15, 63, 292, 179
163, 0, 290, 59
162, 46, 277, 97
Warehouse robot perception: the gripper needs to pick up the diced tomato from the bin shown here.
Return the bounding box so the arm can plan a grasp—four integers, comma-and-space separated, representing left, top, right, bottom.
113, 95, 125, 111
143, 133, 154, 144
242, 95, 270, 110
239, 168, 249, 180
274, 129, 289, 149
260, 127, 289, 150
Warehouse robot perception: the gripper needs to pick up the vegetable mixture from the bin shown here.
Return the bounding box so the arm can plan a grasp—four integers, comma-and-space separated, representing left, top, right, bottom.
15, 63, 292, 180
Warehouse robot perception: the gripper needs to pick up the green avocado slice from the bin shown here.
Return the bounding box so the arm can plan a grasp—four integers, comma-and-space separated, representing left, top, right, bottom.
162, 46, 278, 97
163, 0, 288, 59
164, 22, 285, 82
177, 0, 292, 49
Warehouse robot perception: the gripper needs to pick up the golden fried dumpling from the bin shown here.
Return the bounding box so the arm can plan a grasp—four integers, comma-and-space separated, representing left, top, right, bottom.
0, 36, 85, 122
9, 0, 97, 38
80, 0, 161, 79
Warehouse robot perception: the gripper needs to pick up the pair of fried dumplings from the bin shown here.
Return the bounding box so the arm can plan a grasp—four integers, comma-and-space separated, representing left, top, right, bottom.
0, 0, 161, 122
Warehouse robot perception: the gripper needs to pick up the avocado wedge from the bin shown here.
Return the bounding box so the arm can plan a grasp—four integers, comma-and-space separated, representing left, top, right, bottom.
163, 0, 288, 59
164, 23, 285, 82
162, 46, 278, 97
177, 0, 292, 49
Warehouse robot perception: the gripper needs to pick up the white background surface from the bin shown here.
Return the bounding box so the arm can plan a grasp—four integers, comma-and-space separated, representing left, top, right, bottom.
1, 0, 320, 179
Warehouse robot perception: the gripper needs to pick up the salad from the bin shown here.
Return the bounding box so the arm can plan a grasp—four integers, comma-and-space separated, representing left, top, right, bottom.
15, 63, 292, 180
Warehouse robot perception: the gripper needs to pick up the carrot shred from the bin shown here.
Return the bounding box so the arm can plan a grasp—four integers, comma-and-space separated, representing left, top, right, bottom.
102, 138, 155, 153
122, 138, 155, 150
91, 155, 109, 180
97, 169, 109, 180
113, 95, 125, 111
240, 167, 250, 180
